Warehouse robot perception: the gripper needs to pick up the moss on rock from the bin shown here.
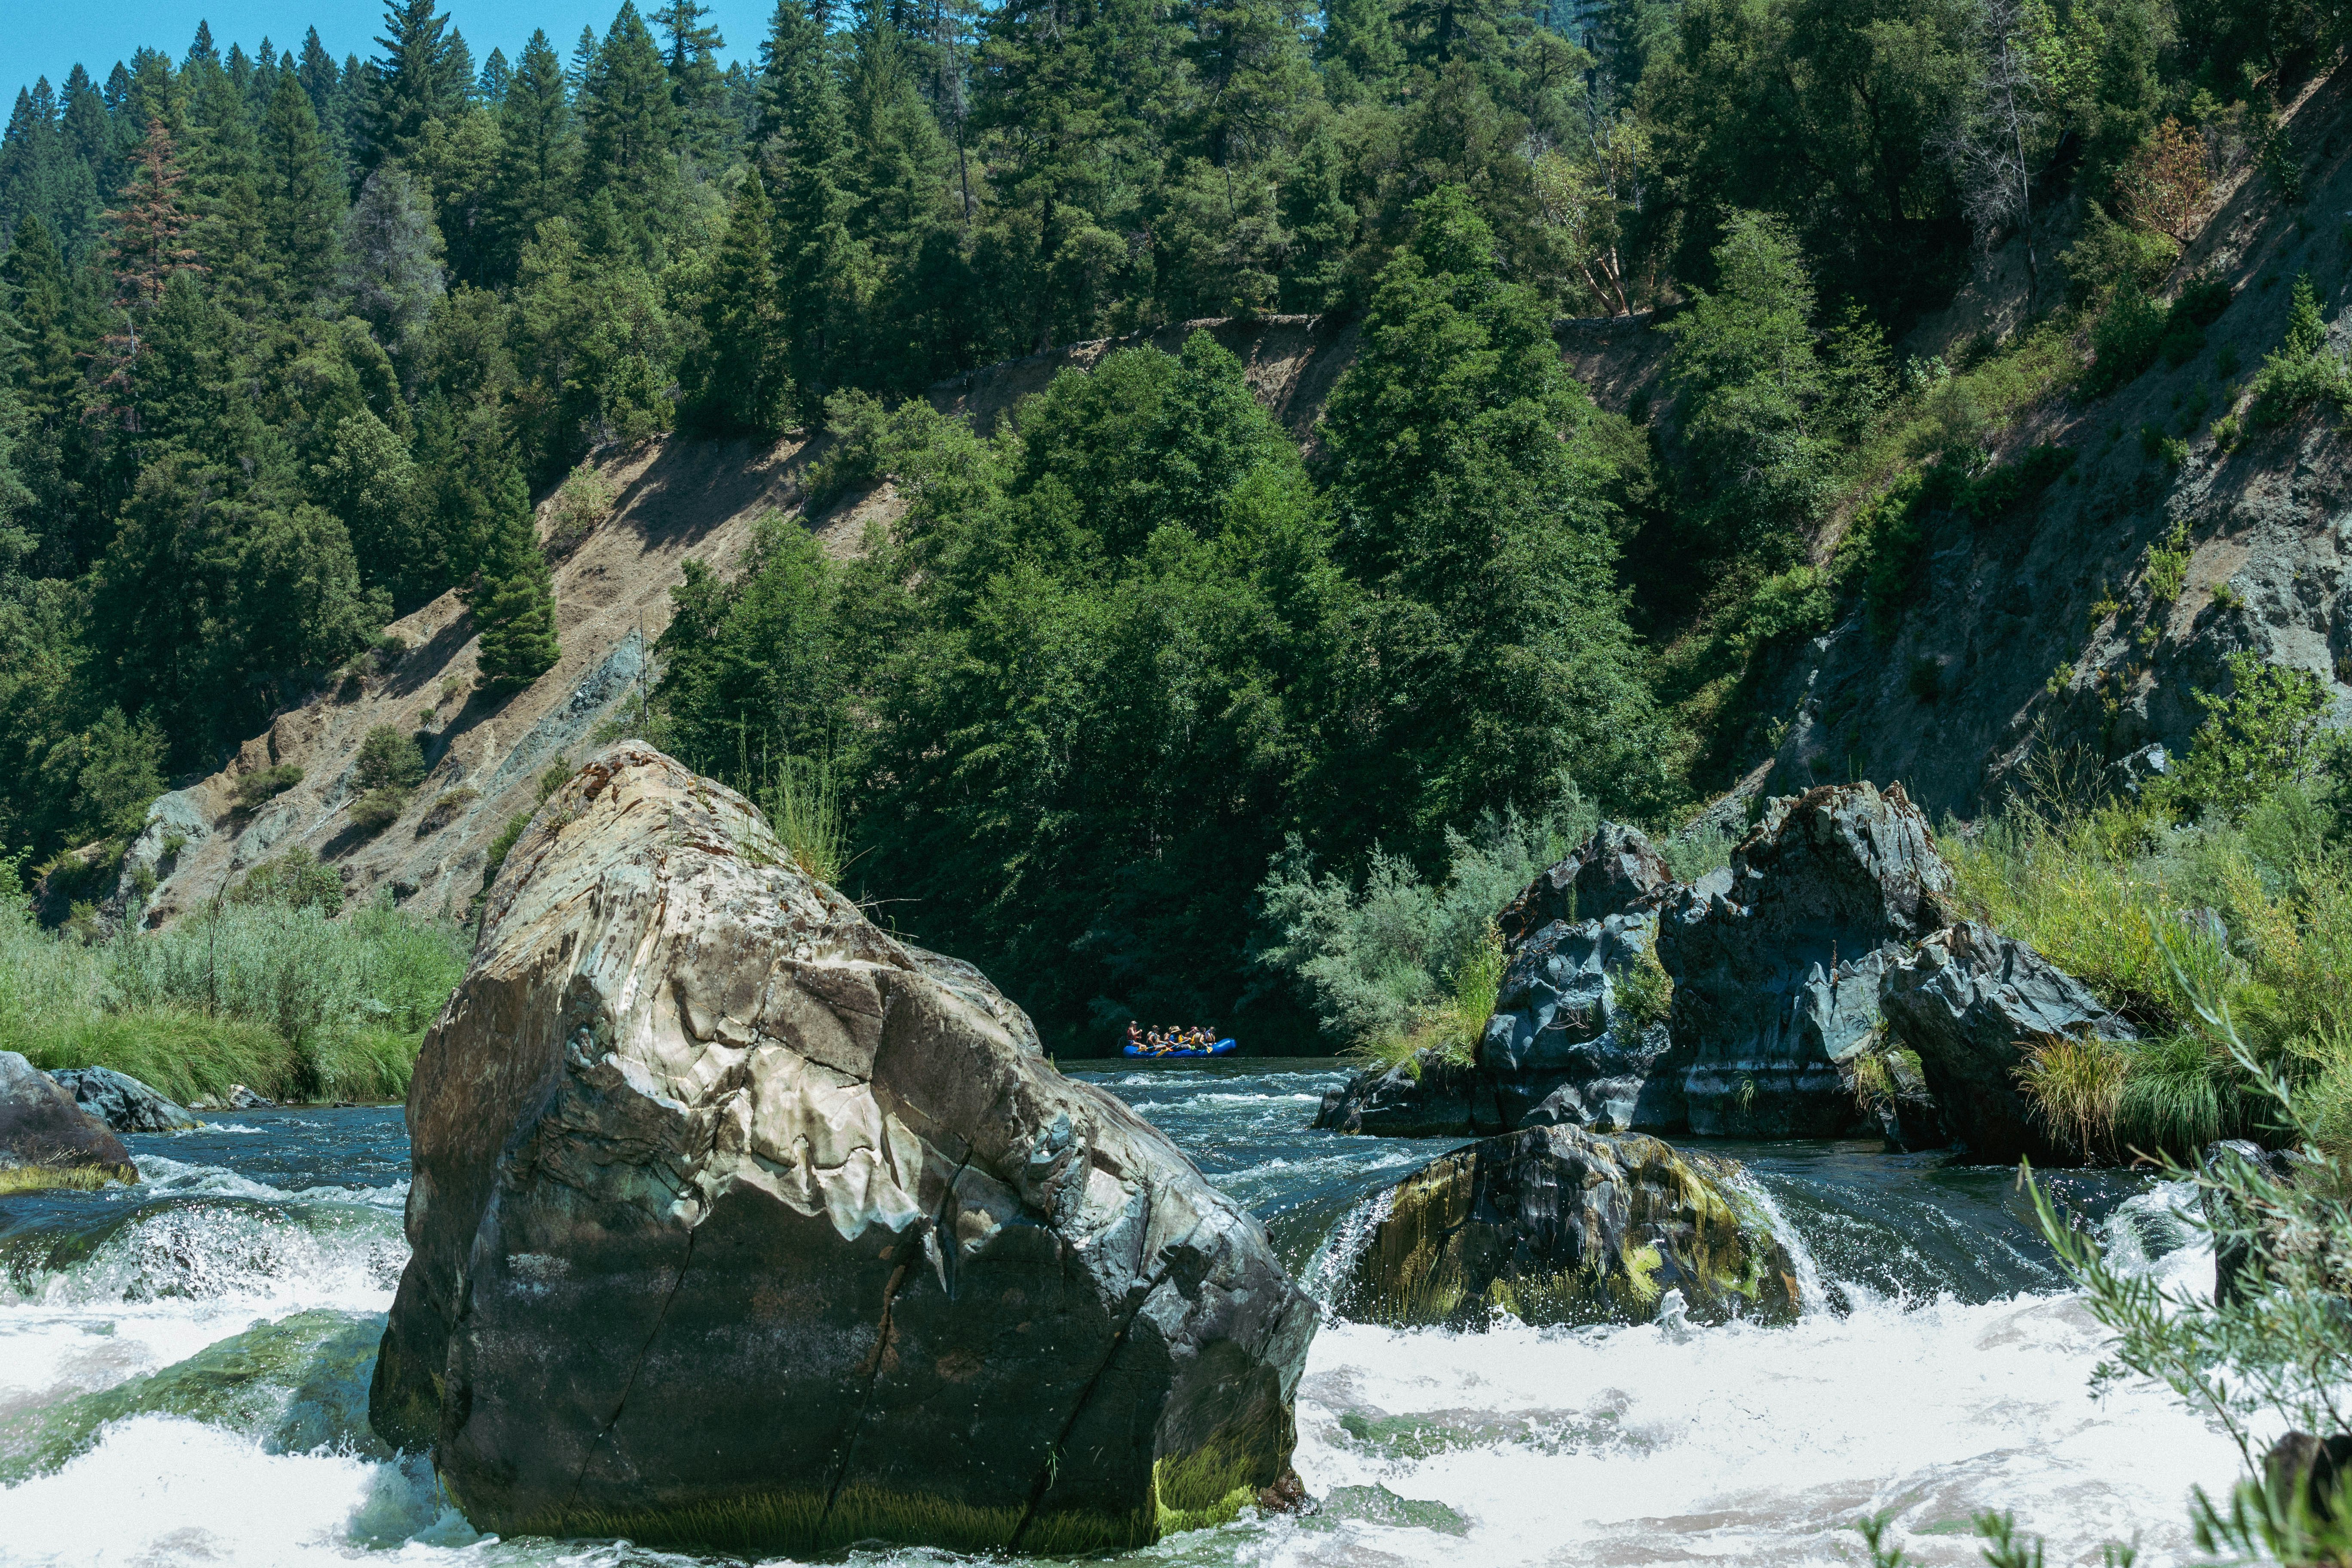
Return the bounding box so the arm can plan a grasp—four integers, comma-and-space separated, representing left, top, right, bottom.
1344, 1124, 1800, 1329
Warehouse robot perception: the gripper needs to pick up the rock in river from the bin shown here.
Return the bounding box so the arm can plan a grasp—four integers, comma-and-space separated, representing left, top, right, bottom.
0, 1051, 138, 1191
47, 1066, 200, 1133
1879, 922, 2137, 1164
368, 743, 1316, 1556
1338, 1123, 1799, 1329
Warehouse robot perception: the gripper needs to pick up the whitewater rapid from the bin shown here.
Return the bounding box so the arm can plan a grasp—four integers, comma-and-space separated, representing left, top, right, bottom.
0, 1073, 2246, 1568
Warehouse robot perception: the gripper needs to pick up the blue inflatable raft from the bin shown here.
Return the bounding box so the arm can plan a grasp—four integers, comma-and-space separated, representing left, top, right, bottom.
1122, 1037, 1238, 1059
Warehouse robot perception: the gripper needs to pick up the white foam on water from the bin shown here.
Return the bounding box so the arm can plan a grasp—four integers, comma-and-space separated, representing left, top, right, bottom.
1289, 1284, 2239, 1568
0, 1416, 481, 1568
0, 1187, 405, 1418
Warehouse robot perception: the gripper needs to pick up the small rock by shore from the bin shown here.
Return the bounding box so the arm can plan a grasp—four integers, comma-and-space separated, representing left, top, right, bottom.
0, 1052, 139, 1191
46, 1067, 200, 1133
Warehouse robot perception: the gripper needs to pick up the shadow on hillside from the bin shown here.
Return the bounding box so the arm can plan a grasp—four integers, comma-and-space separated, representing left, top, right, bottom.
608, 434, 804, 553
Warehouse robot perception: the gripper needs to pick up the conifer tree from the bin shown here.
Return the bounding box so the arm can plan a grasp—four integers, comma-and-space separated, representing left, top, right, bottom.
568, 27, 602, 94
468, 467, 561, 689
655, 0, 730, 159
478, 48, 513, 104
258, 66, 345, 302
99, 118, 202, 430
686, 170, 793, 432
582, 2, 684, 256
489, 31, 579, 274
759, 0, 862, 409
187, 62, 269, 314
365, 0, 462, 169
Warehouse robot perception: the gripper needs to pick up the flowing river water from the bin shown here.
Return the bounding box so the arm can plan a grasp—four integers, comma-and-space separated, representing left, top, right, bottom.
0, 1060, 2241, 1567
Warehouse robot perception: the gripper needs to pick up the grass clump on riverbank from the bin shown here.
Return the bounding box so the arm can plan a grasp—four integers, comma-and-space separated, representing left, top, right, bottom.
1947, 665, 2350, 1163
0, 862, 469, 1105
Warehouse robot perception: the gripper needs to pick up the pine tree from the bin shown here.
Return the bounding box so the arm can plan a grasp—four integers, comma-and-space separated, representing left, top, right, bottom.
687, 171, 793, 432
845, 0, 950, 255
186, 60, 270, 315
568, 26, 602, 94
99, 118, 202, 430
489, 31, 579, 274
581, 2, 683, 257
478, 47, 513, 104
759, 0, 863, 407
364, 0, 461, 169
468, 462, 560, 689
258, 66, 344, 302
655, 0, 730, 160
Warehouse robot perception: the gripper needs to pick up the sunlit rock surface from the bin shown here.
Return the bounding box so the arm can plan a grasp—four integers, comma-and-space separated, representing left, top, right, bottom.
369, 743, 1314, 1556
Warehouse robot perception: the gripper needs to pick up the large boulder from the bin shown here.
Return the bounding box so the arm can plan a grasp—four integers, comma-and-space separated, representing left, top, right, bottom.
1658, 782, 1952, 1136
47, 1066, 200, 1133
369, 744, 1315, 1557
1336, 1123, 1799, 1328
1878, 922, 2137, 1163
1313, 1051, 1490, 1138
0, 1052, 139, 1191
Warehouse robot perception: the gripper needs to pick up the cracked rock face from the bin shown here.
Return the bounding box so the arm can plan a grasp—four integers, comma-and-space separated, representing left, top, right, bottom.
368, 744, 1314, 1556
1660, 782, 1951, 1136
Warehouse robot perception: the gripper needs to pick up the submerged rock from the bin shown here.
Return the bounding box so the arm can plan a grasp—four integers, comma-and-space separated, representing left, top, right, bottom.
47, 1066, 200, 1133
1660, 782, 1951, 1137
1878, 922, 2136, 1163
370, 743, 1315, 1557
1338, 1124, 1799, 1329
0, 1052, 138, 1191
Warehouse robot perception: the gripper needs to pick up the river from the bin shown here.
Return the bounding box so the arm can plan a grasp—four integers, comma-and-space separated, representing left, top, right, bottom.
0, 1060, 2238, 1567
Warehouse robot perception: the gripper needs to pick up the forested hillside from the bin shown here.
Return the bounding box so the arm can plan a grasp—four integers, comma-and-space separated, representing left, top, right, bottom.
3, 0, 2349, 1055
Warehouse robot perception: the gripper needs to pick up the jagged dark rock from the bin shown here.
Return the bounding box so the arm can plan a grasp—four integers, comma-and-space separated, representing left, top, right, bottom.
1313, 1051, 1489, 1137
0, 1052, 139, 1191
2200, 1139, 2304, 1307
370, 743, 1315, 1557
46, 1067, 200, 1133
1494, 821, 1675, 949
1317, 790, 1957, 1142
1878, 922, 2137, 1163
1481, 912, 1684, 1133
2263, 1431, 2352, 1524
1659, 782, 1952, 1136
1337, 1123, 1799, 1329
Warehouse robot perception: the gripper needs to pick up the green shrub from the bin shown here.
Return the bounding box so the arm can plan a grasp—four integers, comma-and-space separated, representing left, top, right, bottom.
2086, 282, 2168, 396
2144, 520, 2192, 602
2247, 273, 2349, 427
802, 389, 894, 512
349, 788, 409, 834
355, 725, 426, 792
2159, 652, 2336, 823
543, 462, 619, 560
227, 848, 344, 914
416, 787, 478, 834
1256, 791, 1596, 1050
233, 764, 304, 813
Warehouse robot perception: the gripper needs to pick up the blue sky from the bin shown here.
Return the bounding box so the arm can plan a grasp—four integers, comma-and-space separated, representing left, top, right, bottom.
9, 0, 780, 110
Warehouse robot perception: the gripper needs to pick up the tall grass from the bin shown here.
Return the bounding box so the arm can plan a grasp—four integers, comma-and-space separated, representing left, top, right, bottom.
759, 752, 848, 886
1948, 784, 2352, 1161
0, 881, 468, 1105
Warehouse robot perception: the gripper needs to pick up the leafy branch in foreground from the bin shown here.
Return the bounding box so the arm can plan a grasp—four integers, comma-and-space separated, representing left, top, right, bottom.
2023, 930, 2352, 1566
